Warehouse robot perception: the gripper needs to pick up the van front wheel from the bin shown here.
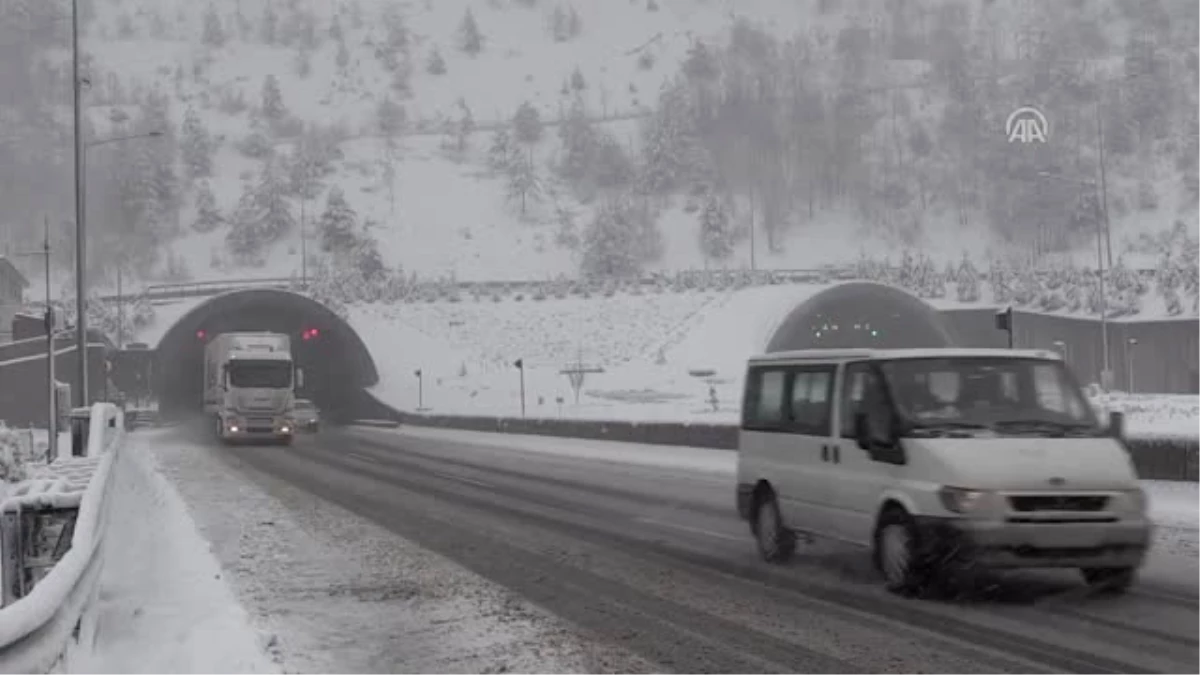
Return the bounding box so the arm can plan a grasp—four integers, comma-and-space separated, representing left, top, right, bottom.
754, 491, 795, 563
874, 508, 930, 595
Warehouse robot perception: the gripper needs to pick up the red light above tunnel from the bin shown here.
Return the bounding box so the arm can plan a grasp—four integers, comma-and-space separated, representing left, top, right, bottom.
302, 328, 319, 341
196, 329, 207, 340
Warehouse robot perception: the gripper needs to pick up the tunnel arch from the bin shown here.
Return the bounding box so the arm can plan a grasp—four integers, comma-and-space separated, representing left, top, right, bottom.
154, 289, 378, 419
765, 281, 956, 352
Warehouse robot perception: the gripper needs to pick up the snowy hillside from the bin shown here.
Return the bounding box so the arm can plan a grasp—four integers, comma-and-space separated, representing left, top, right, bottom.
27, 0, 1184, 294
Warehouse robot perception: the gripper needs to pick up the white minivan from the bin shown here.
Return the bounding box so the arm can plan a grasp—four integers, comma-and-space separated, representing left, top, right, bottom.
735, 348, 1151, 595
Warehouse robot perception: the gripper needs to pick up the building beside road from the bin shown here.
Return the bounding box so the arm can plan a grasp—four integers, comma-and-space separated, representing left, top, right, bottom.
0, 257, 29, 344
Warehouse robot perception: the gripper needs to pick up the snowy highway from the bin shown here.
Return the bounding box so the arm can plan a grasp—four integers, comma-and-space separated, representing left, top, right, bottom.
93, 423, 1199, 673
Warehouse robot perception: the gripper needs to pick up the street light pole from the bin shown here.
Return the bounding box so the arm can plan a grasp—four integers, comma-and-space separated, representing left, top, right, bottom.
1126, 338, 1138, 393
72, 0, 88, 409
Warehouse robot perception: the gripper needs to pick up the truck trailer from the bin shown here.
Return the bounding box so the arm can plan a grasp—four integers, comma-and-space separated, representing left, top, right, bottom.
203, 332, 300, 445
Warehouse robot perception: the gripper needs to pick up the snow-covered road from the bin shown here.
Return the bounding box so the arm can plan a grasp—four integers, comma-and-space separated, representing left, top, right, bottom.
77, 423, 1197, 673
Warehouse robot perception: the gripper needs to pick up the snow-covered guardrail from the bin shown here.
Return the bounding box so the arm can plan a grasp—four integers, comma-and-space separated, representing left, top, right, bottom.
0, 403, 123, 673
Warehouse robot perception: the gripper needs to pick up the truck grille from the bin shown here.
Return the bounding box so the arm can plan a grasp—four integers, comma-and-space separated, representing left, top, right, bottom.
1008, 495, 1109, 512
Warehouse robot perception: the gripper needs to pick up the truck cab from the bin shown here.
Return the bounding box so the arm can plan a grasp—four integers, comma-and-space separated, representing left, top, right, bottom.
204, 332, 300, 445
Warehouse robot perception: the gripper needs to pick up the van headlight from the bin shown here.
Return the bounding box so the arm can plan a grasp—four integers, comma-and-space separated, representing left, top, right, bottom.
1126, 487, 1148, 514
939, 486, 987, 514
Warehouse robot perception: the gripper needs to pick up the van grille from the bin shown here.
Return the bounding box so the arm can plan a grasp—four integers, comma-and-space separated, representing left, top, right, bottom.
1008, 495, 1109, 512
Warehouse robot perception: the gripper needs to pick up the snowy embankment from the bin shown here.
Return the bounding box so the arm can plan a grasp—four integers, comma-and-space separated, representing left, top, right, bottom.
80, 427, 643, 673
73, 430, 277, 674
347, 286, 1200, 441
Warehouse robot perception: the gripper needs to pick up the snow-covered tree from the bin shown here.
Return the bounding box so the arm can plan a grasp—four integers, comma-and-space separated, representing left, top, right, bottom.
377, 95, 406, 139
335, 39, 350, 72
227, 181, 266, 265
192, 181, 222, 233
254, 156, 295, 241
487, 128, 514, 172
570, 66, 587, 92
261, 74, 286, 123
458, 9, 483, 56
426, 46, 447, 75
581, 194, 662, 278
698, 193, 734, 263
202, 3, 226, 47
318, 186, 358, 254
453, 98, 474, 154
329, 13, 343, 41
955, 253, 981, 302
512, 101, 544, 148
181, 106, 213, 181
260, 2, 278, 44
638, 82, 703, 194
507, 156, 542, 215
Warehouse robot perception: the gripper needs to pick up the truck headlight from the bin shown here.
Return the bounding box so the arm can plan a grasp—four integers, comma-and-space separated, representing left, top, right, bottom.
939, 486, 987, 514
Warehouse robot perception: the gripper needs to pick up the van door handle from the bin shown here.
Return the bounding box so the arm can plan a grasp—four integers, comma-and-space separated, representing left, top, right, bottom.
821, 444, 829, 462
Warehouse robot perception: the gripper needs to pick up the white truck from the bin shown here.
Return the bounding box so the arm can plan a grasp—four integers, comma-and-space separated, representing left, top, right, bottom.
203, 332, 301, 445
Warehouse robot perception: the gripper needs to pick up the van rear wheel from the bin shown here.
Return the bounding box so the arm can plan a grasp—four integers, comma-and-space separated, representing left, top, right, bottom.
1081, 567, 1135, 593
754, 491, 795, 563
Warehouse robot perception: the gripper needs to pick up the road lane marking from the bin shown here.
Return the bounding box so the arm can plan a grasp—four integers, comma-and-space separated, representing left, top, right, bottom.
635, 516, 744, 542
346, 451, 379, 463
431, 470, 493, 489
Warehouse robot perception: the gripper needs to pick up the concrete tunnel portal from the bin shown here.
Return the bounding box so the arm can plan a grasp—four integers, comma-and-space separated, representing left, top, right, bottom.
765, 281, 956, 352
154, 289, 380, 421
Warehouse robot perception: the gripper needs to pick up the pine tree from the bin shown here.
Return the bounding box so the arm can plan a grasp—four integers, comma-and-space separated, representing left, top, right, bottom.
567, 5, 582, 37
255, 156, 295, 241
426, 46, 447, 75
955, 253, 980, 302
512, 101, 544, 146
227, 180, 265, 265
698, 194, 733, 263
570, 66, 587, 92
202, 3, 226, 47
487, 128, 514, 171
507, 156, 542, 215
319, 186, 358, 254
454, 99, 475, 154
458, 9, 483, 56
329, 13, 342, 41
261, 74, 286, 122
181, 106, 213, 181
549, 4, 570, 42
377, 96, 406, 139
192, 181, 222, 233
336, 39, 350, 72
581, 194, 661, 278
260, 3, 278, 44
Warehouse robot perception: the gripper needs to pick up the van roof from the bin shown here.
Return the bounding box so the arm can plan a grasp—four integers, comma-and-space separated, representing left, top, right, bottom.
748, 347, 1062, 364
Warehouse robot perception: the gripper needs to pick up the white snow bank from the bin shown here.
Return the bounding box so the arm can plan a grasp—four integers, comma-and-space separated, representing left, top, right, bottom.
73, 432, 278, 674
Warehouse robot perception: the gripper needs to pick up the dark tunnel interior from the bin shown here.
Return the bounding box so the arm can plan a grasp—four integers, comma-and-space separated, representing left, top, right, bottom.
154, 289, 380, 422
766, 281, 956, 352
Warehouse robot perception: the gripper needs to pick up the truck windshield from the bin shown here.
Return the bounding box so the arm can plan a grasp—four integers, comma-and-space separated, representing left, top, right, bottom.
879, 357, 1099, 432
228, 361, 292, 388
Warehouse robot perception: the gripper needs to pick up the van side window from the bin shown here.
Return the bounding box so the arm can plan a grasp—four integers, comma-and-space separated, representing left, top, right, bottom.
744, 368, 787, 429
788, 367, 834, 435
840, 361, 876, 438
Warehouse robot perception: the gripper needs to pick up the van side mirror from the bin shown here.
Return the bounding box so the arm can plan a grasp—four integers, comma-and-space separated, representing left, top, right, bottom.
1108, 411, 1125, 440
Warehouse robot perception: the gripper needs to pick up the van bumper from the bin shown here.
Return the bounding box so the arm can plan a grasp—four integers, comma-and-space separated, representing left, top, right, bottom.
913, 516, 1152, 569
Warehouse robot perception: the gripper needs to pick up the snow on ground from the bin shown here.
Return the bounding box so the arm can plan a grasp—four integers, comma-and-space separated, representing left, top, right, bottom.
350, 285, 814, 422
1090, 393, 1200, 441
75, 431, 279, 674
136, 425, 641, 672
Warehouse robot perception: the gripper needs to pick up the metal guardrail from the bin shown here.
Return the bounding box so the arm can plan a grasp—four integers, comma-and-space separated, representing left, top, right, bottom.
0, 403, 123, 673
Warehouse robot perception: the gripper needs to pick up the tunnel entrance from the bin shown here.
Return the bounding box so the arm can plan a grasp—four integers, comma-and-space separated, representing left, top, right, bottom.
766, 281, 956, 352
154, 289, 378, 421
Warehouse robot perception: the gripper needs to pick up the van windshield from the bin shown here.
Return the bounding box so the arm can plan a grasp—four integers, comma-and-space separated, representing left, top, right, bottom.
878, 357, 1099, 433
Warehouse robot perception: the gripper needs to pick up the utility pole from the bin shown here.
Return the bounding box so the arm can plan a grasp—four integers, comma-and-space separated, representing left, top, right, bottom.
116, 266, 123, 349
43, 218, 57, 462
1096, 107, 1113, 270
300, 198, 307, 289
72, 0, 89, 409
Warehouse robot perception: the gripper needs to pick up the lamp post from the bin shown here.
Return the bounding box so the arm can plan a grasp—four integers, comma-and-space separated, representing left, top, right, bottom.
514, 358, 526, 418
414, 368, 423, 410
1037, 170, 1112, 389
1125, 337, 1138, 393
72, 128, 164, 407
